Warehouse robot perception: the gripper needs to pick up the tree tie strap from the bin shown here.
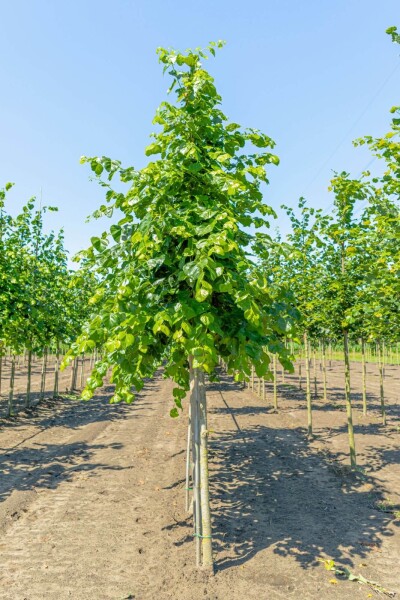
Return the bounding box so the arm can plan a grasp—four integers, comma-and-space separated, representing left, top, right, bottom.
193, 533, 212, 539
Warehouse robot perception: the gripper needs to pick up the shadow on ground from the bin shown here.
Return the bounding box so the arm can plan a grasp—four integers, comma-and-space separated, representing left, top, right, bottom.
169, 373, 399, 575
0, 379, 160, 503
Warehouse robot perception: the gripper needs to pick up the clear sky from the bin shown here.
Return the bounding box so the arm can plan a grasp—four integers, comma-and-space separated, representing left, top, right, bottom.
0, 0, 399, 259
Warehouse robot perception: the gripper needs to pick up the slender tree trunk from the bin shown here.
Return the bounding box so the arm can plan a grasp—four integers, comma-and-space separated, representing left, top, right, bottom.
80, 353, 85, 388
378, 341, 386, 426
8, 354, 16, 417
313, 347, 317, 398
25, 350, 32, 409
322, 338, 327, 402
304, 331, 312, 436
382, 340, 386, 379
361, 338, 367, 416
251, 365, 254, 392
185, 403, 192, 513
0, 348, 2, 397
197, 369, 213, 571
262, 377, 265, 401
343, 331, 356, 467
70, 358, 76, 391
298, 346, 302, 389
273, 354, 278, 411
190, 370, 201, 566
40, 348, 48, 401
53, 345, 60, 398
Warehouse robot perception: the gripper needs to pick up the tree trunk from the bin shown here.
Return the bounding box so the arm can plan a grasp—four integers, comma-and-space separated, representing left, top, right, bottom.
40, 348, 48, 401
343, 331, 356, 467
0, 347, 2, 397
322, 338, 327, 402
189, 367, 201, 566
298, 346, 302, 390
198, 369, 213, 571
25, 350, 32, 409
185, 403, 192, 513
8, 354, 16, 417
378, 341, 386, 426
361, 338, 367, 416
53, 345, 60, 398
313, 348, 317, 398
189, 359, 213, 572
70, 358, 77, 391
80, 353, 85, 388
273, 354, 278, 411
304, 332, 312, 436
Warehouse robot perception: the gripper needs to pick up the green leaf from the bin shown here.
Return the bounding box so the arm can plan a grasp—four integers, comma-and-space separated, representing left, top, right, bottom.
183, 261, 202, 282
195, 280, 212, 302
145, 143, 162, 156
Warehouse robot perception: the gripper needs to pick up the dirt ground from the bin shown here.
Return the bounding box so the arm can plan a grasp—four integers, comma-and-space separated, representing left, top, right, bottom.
0, 358, 399, 600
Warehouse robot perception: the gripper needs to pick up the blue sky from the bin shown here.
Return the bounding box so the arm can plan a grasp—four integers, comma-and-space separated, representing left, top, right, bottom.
0, 1, 399, 259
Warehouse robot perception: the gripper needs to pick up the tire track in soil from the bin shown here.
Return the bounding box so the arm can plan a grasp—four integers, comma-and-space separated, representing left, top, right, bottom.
1, 373, 399, 600
0, 376, 193, 600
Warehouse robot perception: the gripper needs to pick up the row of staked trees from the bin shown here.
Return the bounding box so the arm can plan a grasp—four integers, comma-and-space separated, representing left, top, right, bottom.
62, 28, 399, 570
0, 185, 95, 414
260, 97, 400, 466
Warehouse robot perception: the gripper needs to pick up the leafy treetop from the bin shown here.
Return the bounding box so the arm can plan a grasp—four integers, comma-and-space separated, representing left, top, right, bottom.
64, 42, 297, 412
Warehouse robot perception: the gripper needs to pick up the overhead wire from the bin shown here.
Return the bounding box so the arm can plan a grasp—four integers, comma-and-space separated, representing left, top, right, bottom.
300, 59, 400, 216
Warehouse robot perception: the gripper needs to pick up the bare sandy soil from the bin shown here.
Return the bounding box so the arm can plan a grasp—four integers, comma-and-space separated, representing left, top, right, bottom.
0, 359, 399, 600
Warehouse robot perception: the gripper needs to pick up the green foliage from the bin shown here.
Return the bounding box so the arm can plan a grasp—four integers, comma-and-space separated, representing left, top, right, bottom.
64, 42, 297, 407
386, 25, 400, 44
0, 185, 96, 356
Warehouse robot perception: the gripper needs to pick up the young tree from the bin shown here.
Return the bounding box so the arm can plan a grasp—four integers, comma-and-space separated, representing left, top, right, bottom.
353, 100, 400, 423
276, 199, 328, 435
64, 42, 296, 570
318, 172, 372, 467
